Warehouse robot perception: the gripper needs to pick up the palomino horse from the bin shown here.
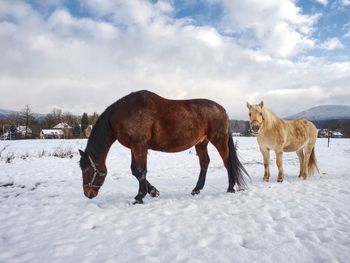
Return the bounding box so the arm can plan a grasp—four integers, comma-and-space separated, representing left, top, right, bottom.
246, 101, 319, 182
79, 90, 249, 204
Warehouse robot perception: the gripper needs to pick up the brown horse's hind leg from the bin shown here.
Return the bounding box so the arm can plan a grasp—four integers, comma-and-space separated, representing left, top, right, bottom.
296, 149, 305, 178
210, 136, 234, 192
191, 140, 210, 195
130, 146, 156, 204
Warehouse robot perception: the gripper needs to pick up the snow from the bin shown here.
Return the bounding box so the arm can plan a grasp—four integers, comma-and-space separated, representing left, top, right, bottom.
1, 137, 350, 263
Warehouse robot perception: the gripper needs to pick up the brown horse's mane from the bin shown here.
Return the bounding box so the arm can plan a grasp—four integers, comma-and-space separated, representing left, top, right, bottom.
84, 105, 115, 161
262, 107, 281, 130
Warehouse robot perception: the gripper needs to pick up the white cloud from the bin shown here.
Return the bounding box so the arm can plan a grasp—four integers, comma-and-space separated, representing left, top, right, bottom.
211, 0, 319, 58
319, 37, 344, 50
314, 0, 328, 6
340, 0, 350, 6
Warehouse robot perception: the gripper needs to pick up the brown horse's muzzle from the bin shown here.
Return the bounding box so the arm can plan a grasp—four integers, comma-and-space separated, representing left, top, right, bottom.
84, 187, 99, 199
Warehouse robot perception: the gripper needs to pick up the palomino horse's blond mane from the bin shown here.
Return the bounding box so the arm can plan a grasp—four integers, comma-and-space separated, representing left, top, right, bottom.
261, 107, 280, 131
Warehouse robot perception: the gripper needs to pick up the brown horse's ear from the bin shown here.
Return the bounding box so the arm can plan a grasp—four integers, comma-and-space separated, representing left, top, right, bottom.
259, 101, 264, 108
246, 102, 252, 109
79, 149, 85, 157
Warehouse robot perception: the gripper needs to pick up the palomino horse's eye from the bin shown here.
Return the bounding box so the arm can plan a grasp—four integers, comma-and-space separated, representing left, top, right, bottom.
249, 113, 251, 117
260, 113, 262, 116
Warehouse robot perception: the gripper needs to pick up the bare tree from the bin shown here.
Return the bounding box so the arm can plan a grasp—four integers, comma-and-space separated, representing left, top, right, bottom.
51, 108, 63, 124
19, 104, 35, 138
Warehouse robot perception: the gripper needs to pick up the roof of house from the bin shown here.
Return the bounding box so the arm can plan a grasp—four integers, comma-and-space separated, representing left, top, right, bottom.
41, 129, 64, 135
53, 123, 72, 129
333, 132, 343, 136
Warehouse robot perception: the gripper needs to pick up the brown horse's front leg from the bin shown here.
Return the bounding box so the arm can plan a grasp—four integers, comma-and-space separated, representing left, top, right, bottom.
130, 147, 159, 204
146, 180, 160, 198
131, 147, 149, 204
276, 149, 284, 182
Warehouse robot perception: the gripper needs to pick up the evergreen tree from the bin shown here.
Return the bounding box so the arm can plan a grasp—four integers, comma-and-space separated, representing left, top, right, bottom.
73, 123, 82, 138
81, 113, 89, 137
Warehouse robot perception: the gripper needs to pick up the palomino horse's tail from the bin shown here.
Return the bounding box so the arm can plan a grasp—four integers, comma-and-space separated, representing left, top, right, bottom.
308, 147, 320, 175
228, 132, 250, 189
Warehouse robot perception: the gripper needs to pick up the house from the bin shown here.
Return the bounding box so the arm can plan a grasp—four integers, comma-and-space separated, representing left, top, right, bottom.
85, 125, 93, 138
332, 131, 343, 138
40, 129, 64, 139
16, 126, 32, 137
53, 122, 73, 139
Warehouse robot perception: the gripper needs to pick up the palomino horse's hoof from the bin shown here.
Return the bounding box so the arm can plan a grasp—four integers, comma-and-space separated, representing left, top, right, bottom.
191, 189, 200, 195
150, 187, 160, 198
277, 178, 283, 183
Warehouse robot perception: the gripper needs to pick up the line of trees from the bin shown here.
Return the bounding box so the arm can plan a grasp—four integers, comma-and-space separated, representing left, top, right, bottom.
0, 105, 98, 139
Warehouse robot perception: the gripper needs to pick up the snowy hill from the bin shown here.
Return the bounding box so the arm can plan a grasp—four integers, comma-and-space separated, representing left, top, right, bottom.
286, 105, 350, 121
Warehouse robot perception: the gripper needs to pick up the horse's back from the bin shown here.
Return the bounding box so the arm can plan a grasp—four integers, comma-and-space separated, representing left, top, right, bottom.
282, 119, 317, 151
111, 90, 229, 152
257, 112, 317, 152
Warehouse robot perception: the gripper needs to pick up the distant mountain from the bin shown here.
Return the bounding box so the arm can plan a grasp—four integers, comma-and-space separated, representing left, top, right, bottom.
0, 109, 18, 119
286, 105, 350, 121
0, 108, 47, 121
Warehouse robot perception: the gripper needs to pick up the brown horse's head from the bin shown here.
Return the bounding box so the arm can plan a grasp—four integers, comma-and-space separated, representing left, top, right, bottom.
246, 101, 264, 133
79, 150, 107, 199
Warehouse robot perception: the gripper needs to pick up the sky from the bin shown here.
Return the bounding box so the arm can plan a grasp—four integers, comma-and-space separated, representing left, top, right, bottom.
0, 0, 349, 120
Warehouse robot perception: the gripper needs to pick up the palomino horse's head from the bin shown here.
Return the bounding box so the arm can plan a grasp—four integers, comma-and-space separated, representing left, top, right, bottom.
79, 150, 107, 199
246, 101, 264, 133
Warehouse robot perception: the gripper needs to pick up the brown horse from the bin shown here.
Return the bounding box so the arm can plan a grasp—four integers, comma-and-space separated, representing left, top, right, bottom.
247, 101, 319, 182
79, 90, 249, 204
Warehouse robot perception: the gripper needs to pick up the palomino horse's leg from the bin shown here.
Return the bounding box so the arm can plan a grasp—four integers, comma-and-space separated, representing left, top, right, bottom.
296, 149, 305, 178
191, 141, 210, 195
302, 144, 314, 180
130, 146, 149, 204
275, 148, 284, 182
260, 146, 270, 182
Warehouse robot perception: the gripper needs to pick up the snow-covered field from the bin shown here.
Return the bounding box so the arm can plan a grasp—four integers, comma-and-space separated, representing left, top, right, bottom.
1, 137, 349, 263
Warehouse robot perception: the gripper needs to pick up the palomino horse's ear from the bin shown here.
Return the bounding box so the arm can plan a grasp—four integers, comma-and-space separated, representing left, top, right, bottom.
79, 149, 85, 157
246, 102, 252, 109
259, 101, 264, 108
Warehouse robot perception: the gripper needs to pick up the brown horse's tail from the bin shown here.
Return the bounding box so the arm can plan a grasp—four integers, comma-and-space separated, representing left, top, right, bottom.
307, 147, 320, 175
227, 131, 250, 190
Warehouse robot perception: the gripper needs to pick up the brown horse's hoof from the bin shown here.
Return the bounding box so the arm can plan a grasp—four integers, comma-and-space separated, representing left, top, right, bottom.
133, 199, 144, 205
191, 189, 200, 195
227, 189, 236, 193
149, 187, 160, 198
